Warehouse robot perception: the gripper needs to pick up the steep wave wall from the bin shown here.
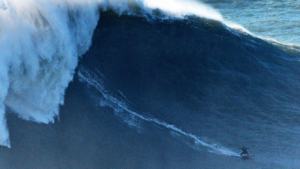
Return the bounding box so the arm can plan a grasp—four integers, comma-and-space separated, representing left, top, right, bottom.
0, 0, 228, 147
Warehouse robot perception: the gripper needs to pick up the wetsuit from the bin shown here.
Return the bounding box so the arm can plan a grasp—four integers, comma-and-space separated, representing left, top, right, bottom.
239, 147, 249, 156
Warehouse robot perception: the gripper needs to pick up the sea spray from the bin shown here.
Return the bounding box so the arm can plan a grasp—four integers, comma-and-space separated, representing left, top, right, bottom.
0, 0, 99, 147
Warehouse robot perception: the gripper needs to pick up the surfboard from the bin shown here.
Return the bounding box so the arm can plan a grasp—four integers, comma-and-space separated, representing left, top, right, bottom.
241, 154, 255, 158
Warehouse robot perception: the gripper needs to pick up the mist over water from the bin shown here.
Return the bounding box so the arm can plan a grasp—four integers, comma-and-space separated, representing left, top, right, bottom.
0, 0, 99, 147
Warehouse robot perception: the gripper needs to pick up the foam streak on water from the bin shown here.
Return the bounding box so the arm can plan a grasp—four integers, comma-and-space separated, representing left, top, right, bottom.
78, 67, 238, 156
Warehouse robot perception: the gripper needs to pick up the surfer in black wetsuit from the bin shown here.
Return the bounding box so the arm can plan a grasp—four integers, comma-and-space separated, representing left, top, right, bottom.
239, 146, 249, 156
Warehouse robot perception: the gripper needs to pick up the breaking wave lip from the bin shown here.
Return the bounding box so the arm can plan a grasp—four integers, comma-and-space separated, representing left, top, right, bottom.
0, 0, 99, 147
105, 0, 300, 49
78, 67, 239, 157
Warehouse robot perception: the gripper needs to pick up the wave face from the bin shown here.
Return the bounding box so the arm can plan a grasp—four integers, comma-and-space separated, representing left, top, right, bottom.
76, 11, 300, 168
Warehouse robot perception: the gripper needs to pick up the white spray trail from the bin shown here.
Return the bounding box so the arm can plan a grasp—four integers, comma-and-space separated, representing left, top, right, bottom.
78, 67, 238, 156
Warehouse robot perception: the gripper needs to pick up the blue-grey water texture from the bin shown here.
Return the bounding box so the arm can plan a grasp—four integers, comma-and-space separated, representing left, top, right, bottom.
203, 0, 300, 45
2, 1, 300, 169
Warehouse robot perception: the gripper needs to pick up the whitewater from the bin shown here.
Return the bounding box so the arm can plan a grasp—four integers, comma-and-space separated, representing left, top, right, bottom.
0, 0, 100, 147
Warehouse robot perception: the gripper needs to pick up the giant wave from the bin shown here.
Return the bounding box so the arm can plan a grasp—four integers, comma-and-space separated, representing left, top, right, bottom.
0, 0, 227, 148
1, 1, 300, 168
0, 0, 300, 168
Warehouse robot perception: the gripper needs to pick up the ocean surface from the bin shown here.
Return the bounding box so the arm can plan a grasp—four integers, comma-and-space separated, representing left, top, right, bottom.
0, 0, 300, 168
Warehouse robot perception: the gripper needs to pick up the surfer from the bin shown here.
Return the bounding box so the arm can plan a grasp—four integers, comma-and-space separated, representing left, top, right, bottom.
239, 146, 249, 156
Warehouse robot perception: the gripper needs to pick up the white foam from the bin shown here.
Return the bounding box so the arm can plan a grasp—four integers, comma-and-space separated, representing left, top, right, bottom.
0, 0, 99, 147
142, 0, 222, 21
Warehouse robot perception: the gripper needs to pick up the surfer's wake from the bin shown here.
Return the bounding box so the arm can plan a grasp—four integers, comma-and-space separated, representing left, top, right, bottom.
78, 67, 238, 156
